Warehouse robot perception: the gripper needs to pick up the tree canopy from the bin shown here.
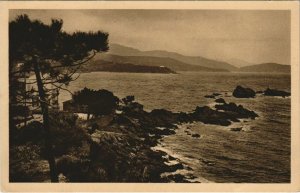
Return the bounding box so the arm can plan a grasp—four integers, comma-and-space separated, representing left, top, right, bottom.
10, 14, 108, 82
72, 87, 119, 117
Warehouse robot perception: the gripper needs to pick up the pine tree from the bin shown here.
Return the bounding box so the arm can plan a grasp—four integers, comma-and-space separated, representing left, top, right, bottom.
9, 14, 109, 182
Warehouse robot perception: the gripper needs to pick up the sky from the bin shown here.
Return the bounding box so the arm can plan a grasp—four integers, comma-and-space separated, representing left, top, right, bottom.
10, 9, 291, 64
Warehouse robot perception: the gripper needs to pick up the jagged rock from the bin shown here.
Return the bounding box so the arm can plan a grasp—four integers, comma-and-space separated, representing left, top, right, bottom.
168, 155, 176, 160
164, 174, 190, 183
233, 85, 256, 98
149, 109, 178, 127
215, 98, 226, 103
123, 102, 144, 115
215, 102, 258, 119
264, 88, 290, 97
177, 112, 193, 123
167, 163, 184, 171
193, 106, 231, 126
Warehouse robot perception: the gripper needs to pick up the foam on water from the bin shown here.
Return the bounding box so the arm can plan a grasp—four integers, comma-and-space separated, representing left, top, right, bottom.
152, 144, 212, 183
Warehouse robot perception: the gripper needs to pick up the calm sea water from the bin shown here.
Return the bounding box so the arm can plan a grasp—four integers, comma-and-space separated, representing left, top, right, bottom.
59, 71, 291, 183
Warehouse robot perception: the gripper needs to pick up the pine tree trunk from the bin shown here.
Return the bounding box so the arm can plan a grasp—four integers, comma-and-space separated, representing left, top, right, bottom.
87, 112, 90, 120
33, 61, 59, 182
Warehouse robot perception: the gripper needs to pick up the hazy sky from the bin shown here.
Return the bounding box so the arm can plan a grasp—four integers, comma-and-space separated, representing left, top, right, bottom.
10, 10, 291, 64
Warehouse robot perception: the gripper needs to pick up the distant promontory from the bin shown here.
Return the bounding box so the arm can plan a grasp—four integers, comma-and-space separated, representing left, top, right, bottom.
80, 61, 176, 74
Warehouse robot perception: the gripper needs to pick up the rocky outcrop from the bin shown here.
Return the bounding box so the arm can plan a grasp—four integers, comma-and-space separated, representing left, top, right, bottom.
264, 88, 290, 97
215, 102, 258, 119
232, 86, 256, 98
12, 89, 260, 183
193, 106, 232, 126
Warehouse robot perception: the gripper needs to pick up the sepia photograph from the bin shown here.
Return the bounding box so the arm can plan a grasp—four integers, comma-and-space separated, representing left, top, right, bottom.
1, 1, 300, 192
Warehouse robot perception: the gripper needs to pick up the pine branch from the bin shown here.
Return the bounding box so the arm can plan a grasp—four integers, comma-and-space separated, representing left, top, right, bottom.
50, 50, 96, 69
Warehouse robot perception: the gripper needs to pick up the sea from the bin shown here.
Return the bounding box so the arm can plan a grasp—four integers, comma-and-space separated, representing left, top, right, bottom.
59, 71, 291, 183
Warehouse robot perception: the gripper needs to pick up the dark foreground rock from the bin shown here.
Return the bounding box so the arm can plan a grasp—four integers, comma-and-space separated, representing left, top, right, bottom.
233, 85, 256, 98
264, 88, 290, 97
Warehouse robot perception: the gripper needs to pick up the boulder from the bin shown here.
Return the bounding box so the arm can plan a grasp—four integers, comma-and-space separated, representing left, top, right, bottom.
215, 98, 226, 104
264, 88, 290, 97
232, 86, 256, 98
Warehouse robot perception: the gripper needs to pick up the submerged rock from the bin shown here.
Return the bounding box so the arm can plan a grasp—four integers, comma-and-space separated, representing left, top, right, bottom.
264, 88, 290, 97
233, 85, 256, 98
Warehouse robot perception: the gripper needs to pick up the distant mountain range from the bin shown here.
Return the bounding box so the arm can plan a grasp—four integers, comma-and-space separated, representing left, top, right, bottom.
84, 43, 290, 73
225, 58, 254, 68
105, 44, 236, 71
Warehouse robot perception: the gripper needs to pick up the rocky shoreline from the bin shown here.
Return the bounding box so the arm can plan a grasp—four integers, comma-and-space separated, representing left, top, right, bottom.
10, 86, 290, 182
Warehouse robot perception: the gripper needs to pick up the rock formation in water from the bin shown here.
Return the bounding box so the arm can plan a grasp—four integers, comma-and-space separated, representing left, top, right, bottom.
232, 85, 256, 98
264, 88, 290, 97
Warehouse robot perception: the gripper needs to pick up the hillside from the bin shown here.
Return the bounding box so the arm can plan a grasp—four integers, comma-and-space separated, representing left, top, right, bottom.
225, 58, 254, 68
91, 54, 228, 72
80, 60, 176, 74
239, 63, 290, 73
108, 44, 237, 71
